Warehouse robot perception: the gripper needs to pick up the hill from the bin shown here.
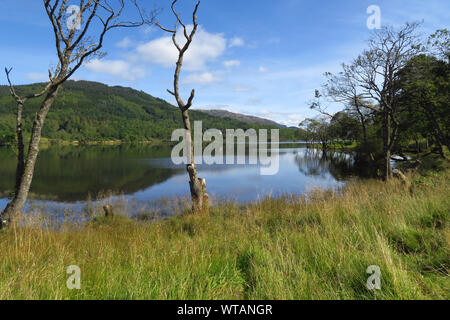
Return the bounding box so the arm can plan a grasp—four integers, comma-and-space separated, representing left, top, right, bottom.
196, 109, 286, 128
0, 80, 298, 144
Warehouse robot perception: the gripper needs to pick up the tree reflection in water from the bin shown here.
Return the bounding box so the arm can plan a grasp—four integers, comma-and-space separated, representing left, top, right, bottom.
295, 148, 374, 181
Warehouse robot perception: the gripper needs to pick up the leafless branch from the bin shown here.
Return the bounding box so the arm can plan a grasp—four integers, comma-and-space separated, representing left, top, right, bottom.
42, 0, 158, 84
156, 0, 200, 111
4, 67, 51, 103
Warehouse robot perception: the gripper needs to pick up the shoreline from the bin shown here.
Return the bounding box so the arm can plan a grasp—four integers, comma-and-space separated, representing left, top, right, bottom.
0, 169, 448, 299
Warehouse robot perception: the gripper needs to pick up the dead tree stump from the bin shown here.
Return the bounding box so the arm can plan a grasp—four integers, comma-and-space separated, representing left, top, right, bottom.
393, 169, 412, 194
199, 178, 210, 212
103, 205, 114, 218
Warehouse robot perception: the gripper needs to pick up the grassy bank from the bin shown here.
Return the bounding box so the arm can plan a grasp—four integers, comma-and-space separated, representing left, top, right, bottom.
0, 170, 448, 300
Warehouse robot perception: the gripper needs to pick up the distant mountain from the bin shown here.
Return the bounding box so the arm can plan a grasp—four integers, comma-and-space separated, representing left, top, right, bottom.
0, 80, 298, 143
197, 109, 287, 128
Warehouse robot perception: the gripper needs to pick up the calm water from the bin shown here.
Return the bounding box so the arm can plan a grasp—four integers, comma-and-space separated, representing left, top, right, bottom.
0, 143, 365, 218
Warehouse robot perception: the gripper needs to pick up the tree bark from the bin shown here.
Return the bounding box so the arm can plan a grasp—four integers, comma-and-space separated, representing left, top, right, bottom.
1, 85, 60, 225
414, 136, 421, 153
181, 109, 208, 212
383, 109, 393, 181
361, 120, 368, 149
103, 205, 114, 218
15, 102, 25, 194
356, 108, 368, 148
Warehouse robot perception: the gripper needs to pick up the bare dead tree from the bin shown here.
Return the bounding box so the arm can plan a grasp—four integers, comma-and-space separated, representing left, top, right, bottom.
156, 0, 209, 212
4, 68, 52, 196
1, 0, 158, 228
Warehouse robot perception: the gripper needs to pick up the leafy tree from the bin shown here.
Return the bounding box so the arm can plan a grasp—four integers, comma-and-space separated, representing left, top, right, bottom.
300, 118, 332, 150
397, 54, 449, 158
329, 111, 361, 142
427, 29, 449, 62
343, 22, 423, 180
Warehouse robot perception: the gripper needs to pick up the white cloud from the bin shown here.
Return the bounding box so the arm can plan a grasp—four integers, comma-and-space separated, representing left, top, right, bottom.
229, 37, 244, 48
136, 26, 226, 71
140, 26, 155, 35
267, 37, 281, 45
84, 59, 147, 81
232, 85, 253, 92
266, 62, 341, 80
247, 98, 262, 106
25, 72, 48, 81
183, 72, 220, 85
196, 103, 304, 127
223, 60, 241, 68
279, 114, 306, 127
116, 37, 133, 49
259, 66, 268, 73
202, 104, 235, 111
256, 110, 305, 127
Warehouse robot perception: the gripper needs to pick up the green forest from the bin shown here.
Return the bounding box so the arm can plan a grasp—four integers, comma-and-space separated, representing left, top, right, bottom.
297, 28, 449, 180
0, 80, 298, 145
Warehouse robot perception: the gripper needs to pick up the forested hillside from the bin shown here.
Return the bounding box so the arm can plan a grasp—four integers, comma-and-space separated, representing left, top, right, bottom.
0, 80, 298, 144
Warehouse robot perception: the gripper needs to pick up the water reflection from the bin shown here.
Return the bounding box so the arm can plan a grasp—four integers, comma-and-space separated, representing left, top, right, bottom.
295, 148, 374, 181
0, 145, 182, 201
0, 143, 369, 216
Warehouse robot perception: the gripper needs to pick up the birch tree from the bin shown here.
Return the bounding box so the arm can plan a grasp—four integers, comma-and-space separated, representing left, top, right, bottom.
1, 0, 157, 228
4, 68, 52, 198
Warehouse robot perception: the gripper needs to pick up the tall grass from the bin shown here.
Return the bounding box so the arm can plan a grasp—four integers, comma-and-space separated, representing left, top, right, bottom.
0, 170, 448, 300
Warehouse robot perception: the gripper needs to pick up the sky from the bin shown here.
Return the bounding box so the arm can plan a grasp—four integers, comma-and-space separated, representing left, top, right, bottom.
0, 0, 449, 127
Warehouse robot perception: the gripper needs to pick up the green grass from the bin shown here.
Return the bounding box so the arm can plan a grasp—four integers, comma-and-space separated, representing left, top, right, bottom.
0, 170, 448, 300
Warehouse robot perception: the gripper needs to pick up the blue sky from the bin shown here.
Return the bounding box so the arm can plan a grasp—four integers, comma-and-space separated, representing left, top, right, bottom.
0, 0, 449, 126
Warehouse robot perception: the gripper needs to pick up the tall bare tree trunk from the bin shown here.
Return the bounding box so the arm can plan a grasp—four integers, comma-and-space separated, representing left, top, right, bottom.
414, 136, 421, 153
361, 119, 368, 148
157, 0, 208, 212
383, 109, 392, 181
182, 110, 208, 211
356, 108, 368, 148
15, 101, 25, 193
2, 85, 60, 224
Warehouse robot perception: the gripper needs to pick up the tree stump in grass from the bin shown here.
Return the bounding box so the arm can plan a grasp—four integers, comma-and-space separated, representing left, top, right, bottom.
103, 205, 114, 218
200, 178, 210, 213
198, 178, 210, 213
393, 169, 412, 194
